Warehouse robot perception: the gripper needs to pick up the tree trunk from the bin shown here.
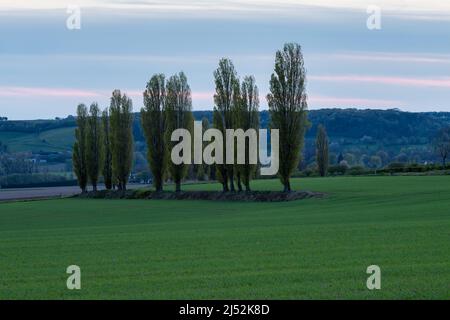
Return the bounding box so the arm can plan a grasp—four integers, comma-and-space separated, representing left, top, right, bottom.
92, 182, 97, 192
236, 172, 243, 192
222, 182, 229, 192
245, 183, 251, 192
283, 179, 291, 192
175, 181, 181, 192
154, 176, 163, 192
229, 178, 235, 192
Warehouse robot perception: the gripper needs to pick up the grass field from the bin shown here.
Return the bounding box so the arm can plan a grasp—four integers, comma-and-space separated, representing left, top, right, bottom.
0, 176, 449, 299
0, 127, 75, 153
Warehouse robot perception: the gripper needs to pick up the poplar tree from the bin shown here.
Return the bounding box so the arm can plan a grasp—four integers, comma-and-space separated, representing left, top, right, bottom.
165, 72, 194, 192
267, 43, 309, 192
141, 74, 167, 192
213, 58, 239, 192
236, 75, 260, 191
201, 117, 211, 180
72, 104, 88, 193
316, 124, 329, 177
102, 109, 113, 190
86, 103, 102, 191
109, 90, 134, 191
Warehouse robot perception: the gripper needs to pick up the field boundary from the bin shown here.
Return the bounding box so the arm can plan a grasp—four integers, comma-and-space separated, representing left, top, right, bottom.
77, 189, 326, 202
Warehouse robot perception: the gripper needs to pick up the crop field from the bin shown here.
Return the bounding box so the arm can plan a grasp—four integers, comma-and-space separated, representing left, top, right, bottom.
0, 127, 75, 153
0, 176, 449, 299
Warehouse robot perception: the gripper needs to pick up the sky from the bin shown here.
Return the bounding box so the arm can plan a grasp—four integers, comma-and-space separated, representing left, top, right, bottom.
0, 0, 450, 119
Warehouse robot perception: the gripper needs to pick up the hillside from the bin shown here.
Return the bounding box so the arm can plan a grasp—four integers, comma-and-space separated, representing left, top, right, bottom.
1, 109, 449, 165
0, 127, 75, 153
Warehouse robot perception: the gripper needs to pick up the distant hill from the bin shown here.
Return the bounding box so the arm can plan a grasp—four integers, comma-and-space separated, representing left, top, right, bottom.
1, 109, 449, 164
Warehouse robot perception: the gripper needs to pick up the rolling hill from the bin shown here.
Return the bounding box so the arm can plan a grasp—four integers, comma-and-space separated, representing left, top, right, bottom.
0, 109, 449, 164
0, 127, 75, 153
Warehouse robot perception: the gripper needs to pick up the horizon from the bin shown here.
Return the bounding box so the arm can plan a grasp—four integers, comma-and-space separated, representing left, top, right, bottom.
1, 0, 450, 119
3, 107, 449, 122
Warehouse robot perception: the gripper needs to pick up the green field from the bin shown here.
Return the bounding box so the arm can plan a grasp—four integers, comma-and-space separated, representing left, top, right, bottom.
0, 127, 75, 153
0, 176, 449, 299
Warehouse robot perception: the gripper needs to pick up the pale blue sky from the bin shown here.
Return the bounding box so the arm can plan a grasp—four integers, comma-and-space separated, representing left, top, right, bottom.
1, 0, 450, 119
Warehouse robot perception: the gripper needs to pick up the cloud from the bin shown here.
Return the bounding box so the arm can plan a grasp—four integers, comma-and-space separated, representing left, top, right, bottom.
0, 86, 215, 103
0, 86, 102, 98
329, 52, 450, 65
2, 0, 450, 21
310, 75, 450, 88
308, 94, 402, 108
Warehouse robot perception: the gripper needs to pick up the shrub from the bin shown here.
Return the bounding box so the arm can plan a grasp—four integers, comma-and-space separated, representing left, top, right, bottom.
0, 173, 76, 188
347, 166, 366, 175
328, 164, 348, 175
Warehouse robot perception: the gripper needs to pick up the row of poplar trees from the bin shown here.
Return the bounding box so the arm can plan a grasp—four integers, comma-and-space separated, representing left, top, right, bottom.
141, 67, 260, 192
73, 42, 310, 193
72, 90, 134, 192
210, 42, 310, 192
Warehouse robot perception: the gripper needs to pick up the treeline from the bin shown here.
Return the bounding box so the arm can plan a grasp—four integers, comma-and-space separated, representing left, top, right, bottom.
0, 117, 76, 133
0, 173, 77, 189
305, 108, 449, 141
73, 43, 310, 193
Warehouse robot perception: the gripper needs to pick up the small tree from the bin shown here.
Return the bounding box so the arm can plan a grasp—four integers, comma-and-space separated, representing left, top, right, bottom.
86, 103, 103, 191
110, 90, 134, 191
432, 127, 450, 167
72, 104, 88, 193
102, 109, 113, 190
267, 43, 309, 192
236, 75, 259, 191
315, 124, 329, 177
141, 74, 167, 192
165, 72, 194, 192
213, 58, 239, 192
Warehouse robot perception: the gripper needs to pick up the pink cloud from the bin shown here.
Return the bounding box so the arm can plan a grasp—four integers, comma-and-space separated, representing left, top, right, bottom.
126, 89, 214, 101
0, 86, 403, 109
308, 95, 402, 108
0, 86, 216, 103
192, 91, 214, 100
0, 86, 102, 98
331, 52, 450, 64
310, 75, 450, 88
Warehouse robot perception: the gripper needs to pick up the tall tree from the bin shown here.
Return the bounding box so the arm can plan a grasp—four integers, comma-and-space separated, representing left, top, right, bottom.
102, 109, 113, 190
201, 117, 213, 181
267, 43, 309, 192
213, 58, 239, 192
72, 104, 88, 193
432, 127, 450, 167
86, 103, 103, 191
141, 74, 167, 192
109, 90, 134, 191
236, 75, 260, 191
165, 72, 194, 192
316, 124, 329, 177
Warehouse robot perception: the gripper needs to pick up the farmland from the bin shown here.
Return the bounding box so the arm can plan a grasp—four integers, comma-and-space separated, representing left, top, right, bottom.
0, 176, 449, 299
0, 127, 75, 153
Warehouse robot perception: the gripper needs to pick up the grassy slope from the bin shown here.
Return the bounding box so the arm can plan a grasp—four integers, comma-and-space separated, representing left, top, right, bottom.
0, 127, 75, 153
0, 176, 449, 299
